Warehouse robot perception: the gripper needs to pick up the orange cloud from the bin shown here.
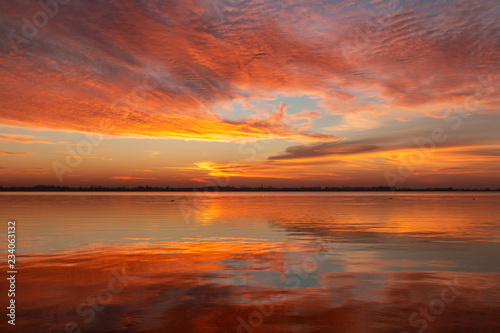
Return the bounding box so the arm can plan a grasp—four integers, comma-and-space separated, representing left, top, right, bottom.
190, 142, 500, 187
1, 0, 497, 143
0, 134, 60, 144
0, 151, 36, 156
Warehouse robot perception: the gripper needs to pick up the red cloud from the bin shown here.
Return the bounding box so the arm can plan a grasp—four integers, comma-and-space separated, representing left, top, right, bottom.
1, 0, 497, 143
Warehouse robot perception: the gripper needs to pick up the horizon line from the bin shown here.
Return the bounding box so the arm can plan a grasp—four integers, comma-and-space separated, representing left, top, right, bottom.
1, 185, 499, 192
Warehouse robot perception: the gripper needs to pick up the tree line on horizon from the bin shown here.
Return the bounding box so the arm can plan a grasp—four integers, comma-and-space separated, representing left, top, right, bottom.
0, 185, 499, 192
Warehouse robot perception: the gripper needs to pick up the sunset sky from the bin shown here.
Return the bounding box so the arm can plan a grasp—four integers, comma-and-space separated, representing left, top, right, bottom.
0, 0, 499, 188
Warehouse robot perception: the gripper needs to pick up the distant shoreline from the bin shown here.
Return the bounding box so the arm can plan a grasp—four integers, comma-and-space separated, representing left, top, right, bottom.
0, 186, 498, 192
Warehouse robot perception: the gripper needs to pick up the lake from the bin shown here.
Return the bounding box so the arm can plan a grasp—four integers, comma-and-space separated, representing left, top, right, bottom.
1, 192, 499, 332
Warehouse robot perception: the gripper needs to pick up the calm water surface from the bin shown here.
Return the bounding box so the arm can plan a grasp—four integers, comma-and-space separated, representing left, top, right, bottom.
1, 192, 499, 332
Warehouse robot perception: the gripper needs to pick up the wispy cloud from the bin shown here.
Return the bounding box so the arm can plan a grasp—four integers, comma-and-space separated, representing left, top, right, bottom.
0, 134, 60, 144
145, 150, 162, 158
0, 151, 37, 156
